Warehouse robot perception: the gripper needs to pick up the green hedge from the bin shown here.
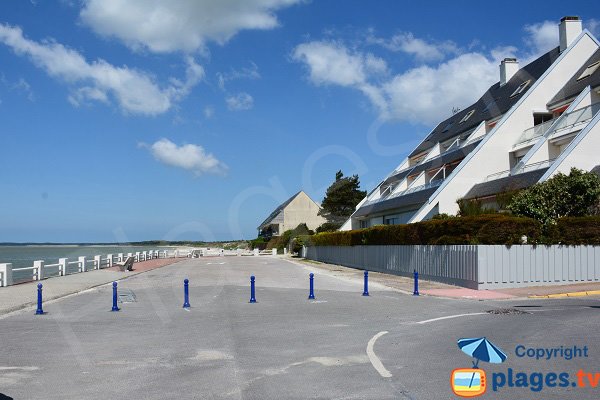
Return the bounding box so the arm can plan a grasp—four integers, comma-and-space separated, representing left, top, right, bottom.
548, 216, 600, 245
311, 215, 542, 246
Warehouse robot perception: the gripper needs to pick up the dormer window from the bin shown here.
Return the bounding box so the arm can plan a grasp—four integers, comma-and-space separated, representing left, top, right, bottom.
482, 99, 496, 113
459, 110, 475, 124
577, 61, 600, 81
441, 121, 454, 133
510, 80, 531, 97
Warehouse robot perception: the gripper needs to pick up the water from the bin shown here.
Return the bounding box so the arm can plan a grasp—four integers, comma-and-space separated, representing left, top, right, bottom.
0, 245, 175, 284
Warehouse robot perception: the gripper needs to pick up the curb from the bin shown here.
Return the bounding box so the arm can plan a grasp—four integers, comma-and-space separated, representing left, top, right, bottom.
529, 290, 600, 299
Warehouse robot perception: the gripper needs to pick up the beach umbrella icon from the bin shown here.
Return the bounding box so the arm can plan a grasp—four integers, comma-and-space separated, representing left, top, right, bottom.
458, 337, 507, 368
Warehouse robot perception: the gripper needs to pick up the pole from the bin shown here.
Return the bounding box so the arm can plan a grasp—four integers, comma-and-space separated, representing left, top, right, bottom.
183, 279, 190, 308
111, 281, 120, 312
413, 270, 420, 296
35, 283, 44, 315
249, 275, 257, 303
308, 273, 315, 300
362, 270, 369, 296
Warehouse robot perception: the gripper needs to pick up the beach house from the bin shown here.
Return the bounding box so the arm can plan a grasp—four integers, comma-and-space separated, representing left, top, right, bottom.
342, 16, 600, 229
257, 191, 326, 238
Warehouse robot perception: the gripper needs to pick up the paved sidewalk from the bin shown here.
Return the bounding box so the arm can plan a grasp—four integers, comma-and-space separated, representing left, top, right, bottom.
0, 258, 184, 315
291, 256, 600, 300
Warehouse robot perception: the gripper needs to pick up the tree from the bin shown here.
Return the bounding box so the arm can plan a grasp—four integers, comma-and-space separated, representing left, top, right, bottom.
318, 170, 367, 230
507, 168, 600, 226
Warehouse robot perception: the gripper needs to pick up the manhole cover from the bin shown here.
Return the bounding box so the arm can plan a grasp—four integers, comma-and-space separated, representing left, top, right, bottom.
118, 289, 137, 303
487, 308, 530, 315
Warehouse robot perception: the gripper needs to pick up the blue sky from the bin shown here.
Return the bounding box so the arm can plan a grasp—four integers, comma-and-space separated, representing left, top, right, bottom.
0, 1, 598, 242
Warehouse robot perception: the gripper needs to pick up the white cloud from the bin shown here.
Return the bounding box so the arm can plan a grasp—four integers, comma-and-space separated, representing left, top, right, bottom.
203, 105, 215, 119
0, 24, 204, 115
80, 0, 303, 54
524, 21, 558, 55
293, 40, 497, 125
226, 92, 254, 110
12, 77, 35, 101
369, 32, 458, 62
383, 53, 496, 125
142, 138, 227, 176
293, 41, 370, 86
217, 62, 260, 91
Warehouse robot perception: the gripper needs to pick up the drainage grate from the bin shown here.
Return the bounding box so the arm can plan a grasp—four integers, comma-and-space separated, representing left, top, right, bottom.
118, 289, 137, 303
487, 308, 530, 315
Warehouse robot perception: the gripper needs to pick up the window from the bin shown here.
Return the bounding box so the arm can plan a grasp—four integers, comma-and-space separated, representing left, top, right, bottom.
459, 110, 475, 124
482, 99, 496, 113
359, 220, 368, 229
510, 80, 531, 98
577, 61, 600, 81
384, 217, 400, 225
441, 121, 454, 133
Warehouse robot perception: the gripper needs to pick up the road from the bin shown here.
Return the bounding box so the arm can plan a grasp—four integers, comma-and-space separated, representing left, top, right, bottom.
1, 256, 599, 399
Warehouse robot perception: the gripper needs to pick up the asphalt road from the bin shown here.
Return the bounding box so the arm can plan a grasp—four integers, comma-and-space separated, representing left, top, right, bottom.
1, 256, 599, 399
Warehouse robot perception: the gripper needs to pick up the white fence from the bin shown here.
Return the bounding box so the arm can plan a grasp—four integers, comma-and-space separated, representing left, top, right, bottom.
305, 245, 600, 290
0, 249, 188, 287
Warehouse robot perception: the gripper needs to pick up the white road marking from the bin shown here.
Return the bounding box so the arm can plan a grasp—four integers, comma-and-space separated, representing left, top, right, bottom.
366, 331, 392, 378
0, 366, 39, 371
206, 262, 226, 265
416, 312, 487, 324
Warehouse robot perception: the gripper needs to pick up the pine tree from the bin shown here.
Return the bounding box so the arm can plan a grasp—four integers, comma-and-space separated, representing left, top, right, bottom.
318, 170, 367, 230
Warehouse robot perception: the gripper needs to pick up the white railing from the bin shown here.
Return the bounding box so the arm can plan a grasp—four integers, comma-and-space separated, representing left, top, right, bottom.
484, 159, 556, 183
0, 249, 183, 287
515, 119, 556, 146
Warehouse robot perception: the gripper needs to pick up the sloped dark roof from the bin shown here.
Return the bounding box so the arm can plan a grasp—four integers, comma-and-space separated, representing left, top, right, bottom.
258, 191, 302, 229
591, 165, 600, 177
383, 140, 481, 187
462, 168, 548, 200
548, 48, 600, 108
353, 187, 437, 218
410, 47, 561, 157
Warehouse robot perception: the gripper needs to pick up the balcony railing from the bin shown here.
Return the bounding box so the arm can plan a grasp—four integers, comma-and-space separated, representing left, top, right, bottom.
515, 119, 555, 146
485, 159, 556, 182
361, 179, 443, 207
514, 102, 600, 147
547, 102, 600, 138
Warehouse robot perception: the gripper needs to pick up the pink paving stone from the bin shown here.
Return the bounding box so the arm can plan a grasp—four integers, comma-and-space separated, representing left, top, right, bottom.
421, 288, 516, 300
107, 257, 182, 273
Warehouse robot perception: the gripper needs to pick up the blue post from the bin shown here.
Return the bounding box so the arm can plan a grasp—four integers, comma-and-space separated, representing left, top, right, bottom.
111, 281, 120, 312
308, 273, 315, 300
249, 275, 257, 303
35, 283, 44, 315
413, 270, 420, 296
362, 270, 369, 296
183, 278, 190, 308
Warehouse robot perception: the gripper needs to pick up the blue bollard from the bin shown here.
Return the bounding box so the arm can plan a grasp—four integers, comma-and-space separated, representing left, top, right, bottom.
308, 273, 315, 300
413, 270, 420, 296
362, 270, 370, 296
183, 278, 190, 308
249, 275, 257, 303
111, 281, 120, 312
35, 283, 44, 315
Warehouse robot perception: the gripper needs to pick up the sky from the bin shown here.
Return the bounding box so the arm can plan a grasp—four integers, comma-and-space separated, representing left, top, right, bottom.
0, 0, 598, 243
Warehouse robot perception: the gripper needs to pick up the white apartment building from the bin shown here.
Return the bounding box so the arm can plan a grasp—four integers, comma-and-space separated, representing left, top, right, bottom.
343, 16, 600, 230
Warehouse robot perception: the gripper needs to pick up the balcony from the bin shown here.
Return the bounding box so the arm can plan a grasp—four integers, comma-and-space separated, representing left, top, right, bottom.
362, 178, 443, 207
514, 103, 600, 147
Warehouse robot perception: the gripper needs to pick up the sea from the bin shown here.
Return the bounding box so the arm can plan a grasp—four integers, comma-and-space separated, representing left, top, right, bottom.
0, 245, 175, 284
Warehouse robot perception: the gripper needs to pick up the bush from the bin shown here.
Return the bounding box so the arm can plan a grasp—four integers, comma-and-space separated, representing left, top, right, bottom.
311, 215, 542, 246
549, 216, 600, 245
316, 222, 342, 233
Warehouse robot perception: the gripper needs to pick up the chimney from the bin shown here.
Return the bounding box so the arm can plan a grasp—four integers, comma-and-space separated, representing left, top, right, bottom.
559, 16, 582, 52
500, 58, 519, 86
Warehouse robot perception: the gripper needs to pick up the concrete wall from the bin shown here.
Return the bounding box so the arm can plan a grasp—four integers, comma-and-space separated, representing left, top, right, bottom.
282, 191, 326, 232
306, 245, 600, 290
